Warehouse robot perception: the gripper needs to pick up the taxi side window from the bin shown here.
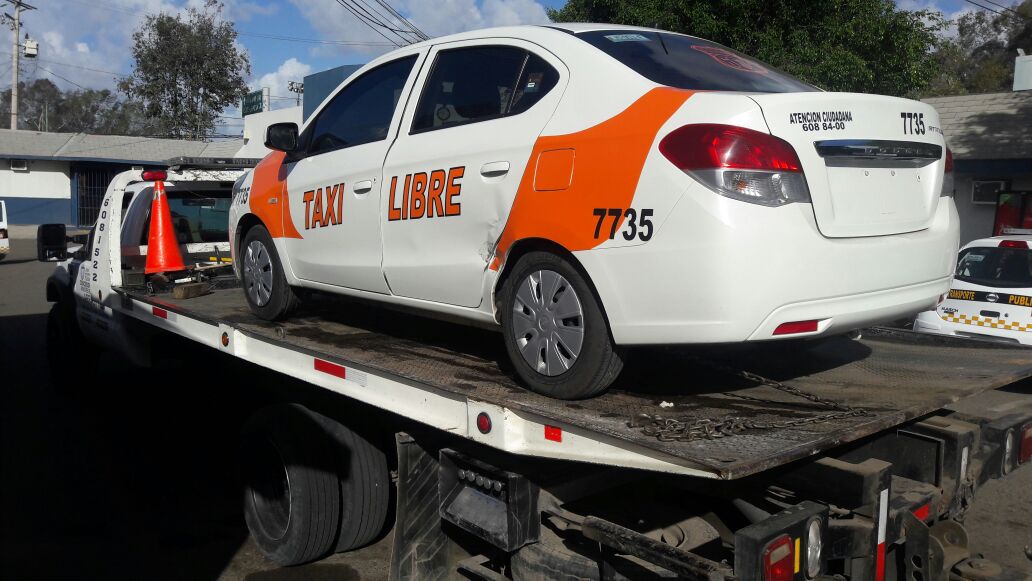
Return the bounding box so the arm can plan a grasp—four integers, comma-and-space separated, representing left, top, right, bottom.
306, 55, 417, 156
411, 46, 559, 133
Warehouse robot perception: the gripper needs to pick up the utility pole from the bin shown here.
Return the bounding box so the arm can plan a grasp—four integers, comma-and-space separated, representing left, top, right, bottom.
2, 1, 36, 130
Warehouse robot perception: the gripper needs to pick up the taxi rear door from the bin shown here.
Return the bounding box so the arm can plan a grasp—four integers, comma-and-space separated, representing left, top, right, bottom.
381, 40, 567, 308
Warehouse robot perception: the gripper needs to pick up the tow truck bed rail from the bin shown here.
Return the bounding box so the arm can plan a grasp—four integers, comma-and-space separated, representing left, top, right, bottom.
115, 283, 1032, 479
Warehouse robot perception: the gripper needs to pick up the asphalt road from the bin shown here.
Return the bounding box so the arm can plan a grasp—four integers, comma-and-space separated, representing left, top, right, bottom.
0, 234, 1030, 579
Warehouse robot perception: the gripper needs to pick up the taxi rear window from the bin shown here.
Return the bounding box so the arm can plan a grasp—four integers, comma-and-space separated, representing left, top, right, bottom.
955, 246, 1032, 289
575, 30, 815, 93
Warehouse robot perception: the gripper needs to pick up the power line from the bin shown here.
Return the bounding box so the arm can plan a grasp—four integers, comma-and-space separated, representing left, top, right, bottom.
972, 0, 1032, 21
963, 0, 1007, 17
373, 0, 429, 41
334, 0, 404, 47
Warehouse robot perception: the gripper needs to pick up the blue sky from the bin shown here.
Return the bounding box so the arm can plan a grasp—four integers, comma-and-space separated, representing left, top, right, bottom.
24, 0, 977, 135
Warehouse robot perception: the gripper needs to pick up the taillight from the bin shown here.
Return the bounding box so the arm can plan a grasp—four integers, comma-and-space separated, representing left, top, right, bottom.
999, 240, 1029, 249
1020, 422, 1032, 465
763, 535, 795, 581
0, 228, 6, 240
142, 169, 167, 181
660, 124, 810, 207
941, 147, 954, 197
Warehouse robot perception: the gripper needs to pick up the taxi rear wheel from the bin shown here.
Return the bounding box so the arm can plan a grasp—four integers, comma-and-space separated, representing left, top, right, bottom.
241, 224, 299, 321
501, 251, 624, 400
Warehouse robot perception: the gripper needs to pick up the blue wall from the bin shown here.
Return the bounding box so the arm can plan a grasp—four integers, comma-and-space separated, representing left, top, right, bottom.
2, 197, 71, 225
303, 64, 362, 121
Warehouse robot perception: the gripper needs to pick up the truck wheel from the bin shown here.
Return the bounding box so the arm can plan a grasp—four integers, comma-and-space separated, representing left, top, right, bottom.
500, 251, 624, 399
241, 224, 299, 321
241, 405, 341, 566
46, 303, 97, 381
311, 413, 391, 552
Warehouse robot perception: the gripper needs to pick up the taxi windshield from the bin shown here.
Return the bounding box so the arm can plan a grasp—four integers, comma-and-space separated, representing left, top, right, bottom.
575, 30, 816, 93
955, 246, 1032, 289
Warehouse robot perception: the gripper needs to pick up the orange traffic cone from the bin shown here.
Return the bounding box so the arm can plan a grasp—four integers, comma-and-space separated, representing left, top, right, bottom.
145, 180, 186, 274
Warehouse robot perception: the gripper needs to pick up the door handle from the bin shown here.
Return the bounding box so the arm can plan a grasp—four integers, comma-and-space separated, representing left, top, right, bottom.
354, 180, 373, 194
480, 161, 510, 177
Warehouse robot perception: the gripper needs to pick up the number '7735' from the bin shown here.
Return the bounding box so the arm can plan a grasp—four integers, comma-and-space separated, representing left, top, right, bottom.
592, 208, 654, 242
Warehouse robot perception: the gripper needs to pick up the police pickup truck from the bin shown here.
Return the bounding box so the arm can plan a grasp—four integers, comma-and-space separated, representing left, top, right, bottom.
38, 158, 1032, 580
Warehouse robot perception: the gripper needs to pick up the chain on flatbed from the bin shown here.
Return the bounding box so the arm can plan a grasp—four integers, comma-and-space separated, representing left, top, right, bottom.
630, 355, 871, 442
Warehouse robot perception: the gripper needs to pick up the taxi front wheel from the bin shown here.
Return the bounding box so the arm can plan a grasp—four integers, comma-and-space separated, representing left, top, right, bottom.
501, 252, 624, 399
241, 224, 299, 321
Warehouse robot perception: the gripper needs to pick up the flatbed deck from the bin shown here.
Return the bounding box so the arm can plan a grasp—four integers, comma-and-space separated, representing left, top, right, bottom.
117, 282, 1032, 479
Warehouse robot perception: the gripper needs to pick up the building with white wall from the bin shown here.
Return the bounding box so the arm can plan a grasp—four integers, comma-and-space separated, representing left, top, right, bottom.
922, 91, 1032, 244
0, 130, 241, 226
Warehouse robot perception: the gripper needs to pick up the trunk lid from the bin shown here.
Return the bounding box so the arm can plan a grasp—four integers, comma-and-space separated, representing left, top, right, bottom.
750, 92, 947, 238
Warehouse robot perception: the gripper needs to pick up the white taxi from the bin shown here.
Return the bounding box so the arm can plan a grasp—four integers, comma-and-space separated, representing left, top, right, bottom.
229, 24, 959, 399
915, 236, 1032, 345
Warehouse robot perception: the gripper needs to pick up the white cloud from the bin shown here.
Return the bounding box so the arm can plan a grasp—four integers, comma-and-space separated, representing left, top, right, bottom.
75, 42, 90, 54
289, 0, 550, 60
254, 57, 311, 109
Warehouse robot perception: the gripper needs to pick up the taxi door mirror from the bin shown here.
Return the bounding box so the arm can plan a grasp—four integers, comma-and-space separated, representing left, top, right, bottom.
265, 122, 299, 153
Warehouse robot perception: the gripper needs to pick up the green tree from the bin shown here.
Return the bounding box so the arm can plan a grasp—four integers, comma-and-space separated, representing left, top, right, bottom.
928, 0, 1032, 96
118, 0, 250, 138
0, 78, 158, 135
548, 0, 947, 97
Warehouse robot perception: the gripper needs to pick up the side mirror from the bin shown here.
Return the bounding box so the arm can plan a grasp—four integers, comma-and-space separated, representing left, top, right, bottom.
265, 122, 299, 153
37, 223, 67, 262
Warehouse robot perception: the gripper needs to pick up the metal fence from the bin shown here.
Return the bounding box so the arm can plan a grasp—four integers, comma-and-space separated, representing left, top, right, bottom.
73, 166, 126, 227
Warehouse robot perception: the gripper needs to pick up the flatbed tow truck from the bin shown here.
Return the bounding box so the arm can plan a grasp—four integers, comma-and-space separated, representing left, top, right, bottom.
39, 159, 1032, 581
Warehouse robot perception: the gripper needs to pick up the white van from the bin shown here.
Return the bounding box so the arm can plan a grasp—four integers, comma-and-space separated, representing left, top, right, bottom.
0, 200, 8, 261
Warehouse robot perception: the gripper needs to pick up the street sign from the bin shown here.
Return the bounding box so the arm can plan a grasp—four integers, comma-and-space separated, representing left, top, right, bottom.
242, 89, 266, 117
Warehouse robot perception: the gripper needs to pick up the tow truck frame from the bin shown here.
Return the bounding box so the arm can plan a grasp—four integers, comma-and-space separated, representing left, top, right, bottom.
40, 159, 1032, 581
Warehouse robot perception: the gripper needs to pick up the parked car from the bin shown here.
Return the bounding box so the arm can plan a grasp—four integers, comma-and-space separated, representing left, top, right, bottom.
229, 24, 959, 399
0, 200, 9, 261
915, 236, 1032, 345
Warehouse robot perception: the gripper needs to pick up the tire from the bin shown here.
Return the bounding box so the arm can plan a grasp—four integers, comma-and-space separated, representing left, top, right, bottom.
241, 405, 341, 566
312, 413, 391, 552
500, 251, 624, 399
240, 224, 299, 321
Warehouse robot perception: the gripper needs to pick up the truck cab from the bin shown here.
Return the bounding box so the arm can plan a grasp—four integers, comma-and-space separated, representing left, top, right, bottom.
38, 158, 257, 365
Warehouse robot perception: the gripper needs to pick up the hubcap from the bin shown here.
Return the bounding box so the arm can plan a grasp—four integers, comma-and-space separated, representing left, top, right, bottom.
244, 240, 274, 307
511, 269, 585, 376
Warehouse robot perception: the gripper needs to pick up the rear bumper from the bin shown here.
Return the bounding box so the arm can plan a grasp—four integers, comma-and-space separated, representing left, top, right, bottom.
576, 188, 959, 345
914, 310, 1032, 345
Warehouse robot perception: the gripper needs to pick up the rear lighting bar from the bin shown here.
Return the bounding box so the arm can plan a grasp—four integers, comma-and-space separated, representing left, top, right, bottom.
660, 124, 810, 207
999, 240, 1029, 249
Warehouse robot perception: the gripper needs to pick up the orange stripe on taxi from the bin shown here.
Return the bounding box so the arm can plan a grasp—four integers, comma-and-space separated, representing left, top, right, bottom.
491, 87, 693, 270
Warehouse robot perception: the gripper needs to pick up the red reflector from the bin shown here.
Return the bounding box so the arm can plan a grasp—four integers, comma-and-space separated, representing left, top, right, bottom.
152, 306, 167, 319
221, 332, 230, 347
544, 425, 562, 442
875, 543, 886, 581
999, 240, 1029, 249
773, 320, 819, 336
659, 124, 803, 172
944, 147, 954, 174
912, 503, 930, 521
1020, 422, 1032, 464
476, 412, 492, 434
314, 358, 346, 379
762, 535, 794, 581
142, 169, 167, 181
